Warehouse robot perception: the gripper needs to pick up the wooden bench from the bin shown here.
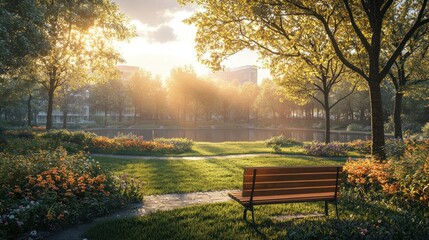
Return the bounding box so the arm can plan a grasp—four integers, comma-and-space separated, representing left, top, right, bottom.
228, 166, 342, 223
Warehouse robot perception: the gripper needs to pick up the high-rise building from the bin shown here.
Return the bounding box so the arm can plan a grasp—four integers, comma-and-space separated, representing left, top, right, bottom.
213, 65, 258, 85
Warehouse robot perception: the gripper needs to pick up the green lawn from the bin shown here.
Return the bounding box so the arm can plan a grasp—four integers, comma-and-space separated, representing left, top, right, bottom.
96, 155, 345, 195
180, 141, 305, 156
85, 190, 429, 240
88, 155, 428, 239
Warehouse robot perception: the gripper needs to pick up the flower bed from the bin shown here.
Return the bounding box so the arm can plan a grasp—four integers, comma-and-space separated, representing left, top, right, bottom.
344, 139, 429, 205
0, 148, 143, 239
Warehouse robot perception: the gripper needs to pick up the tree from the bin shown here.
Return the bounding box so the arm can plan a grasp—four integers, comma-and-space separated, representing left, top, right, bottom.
0, 0, 48, 74
128, 70, 167, 123
180, 0, 429, 159
268, 26, 356, 143
35, 0, 134, 130
386, 11, 429, 138
256, 79, 287, 124
238, 82, 259, 123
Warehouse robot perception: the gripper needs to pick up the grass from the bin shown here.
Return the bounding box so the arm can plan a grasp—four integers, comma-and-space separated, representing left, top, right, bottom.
185, 141, 304, 156
85, 189, 429, 240
95, 155, 345, 195
87, 154, 429, 239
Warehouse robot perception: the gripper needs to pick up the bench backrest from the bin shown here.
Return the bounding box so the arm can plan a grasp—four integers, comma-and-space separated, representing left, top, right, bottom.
242, 166, 342, 198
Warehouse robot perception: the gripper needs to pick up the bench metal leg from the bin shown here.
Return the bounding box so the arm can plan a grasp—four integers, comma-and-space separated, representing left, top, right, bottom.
335, 200, 339, 220
243, 206, 255, 223
243, 208, 247, 220
324, 201, 329, 216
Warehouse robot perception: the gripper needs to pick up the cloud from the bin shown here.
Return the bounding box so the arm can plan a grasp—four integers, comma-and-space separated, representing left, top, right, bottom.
148, 25, 177, 43
113, 0, 193, 27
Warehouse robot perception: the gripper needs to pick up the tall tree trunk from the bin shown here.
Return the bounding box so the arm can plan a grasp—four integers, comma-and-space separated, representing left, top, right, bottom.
62, 111, 68, 129
369, 82, 386, 160
104, 102, 108, 127
393, 92, 403, 139
323, 93, 330, 144
27, 93, 32, 126
46, 79, 56, 130
133, 106, 137, 125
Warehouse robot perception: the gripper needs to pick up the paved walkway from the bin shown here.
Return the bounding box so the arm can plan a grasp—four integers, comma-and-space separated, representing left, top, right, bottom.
46, 190, 240, 240
91, 153, 289, 160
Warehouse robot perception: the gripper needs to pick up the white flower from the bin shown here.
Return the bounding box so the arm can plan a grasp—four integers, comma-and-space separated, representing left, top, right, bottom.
30, 230, 37, 236
9, 215, 15, 220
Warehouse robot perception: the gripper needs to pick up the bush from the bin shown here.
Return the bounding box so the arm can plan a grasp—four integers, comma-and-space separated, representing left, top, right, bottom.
265, 135, 302, 153
422, 122, 429, 137
4, 130, 37, 139
346, 123, 364, 132
384, 138, 406, 159
0, 148, 143, 239
344, 139, 429, 205
154, 138, 193, 153
346, 139, 371, 154
303, 142, 348, 157
42, 130, 97, 146
89, 136, 187, 155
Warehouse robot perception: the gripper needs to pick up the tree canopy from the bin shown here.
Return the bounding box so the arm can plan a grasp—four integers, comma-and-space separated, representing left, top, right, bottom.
180, 0, 429, 159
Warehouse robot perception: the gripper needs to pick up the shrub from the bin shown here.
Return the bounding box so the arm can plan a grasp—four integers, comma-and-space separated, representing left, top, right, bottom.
303, 142, 348, 157
42, 130, 97, 146
0, 148, 142, 238
346, 139, 371, 154
89, 136, 184, 155
344, 139, 429, 205
4, 130, 37, 139
422, 122, 429, 137
265, 135, 302, 153
153, 138, 193, 153
346, 123, 364, 132
384, 138, 406, 159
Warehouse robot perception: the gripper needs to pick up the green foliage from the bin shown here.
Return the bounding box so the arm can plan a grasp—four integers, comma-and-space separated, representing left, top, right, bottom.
0, 0, 48, 73
346, 139, 371, 154
422, 123, 429, 137
344, 139, 429, 205
265, 135, 302, 153
304, 142, 349, 157
154, 138, 193, 153
42, 130, 97, 146
384, 139, 407, 159
0, 148, 143, 239
346, 123, 365, 132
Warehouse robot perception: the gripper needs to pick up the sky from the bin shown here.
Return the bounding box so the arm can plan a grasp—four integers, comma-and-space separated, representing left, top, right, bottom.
112, 0, 269, 83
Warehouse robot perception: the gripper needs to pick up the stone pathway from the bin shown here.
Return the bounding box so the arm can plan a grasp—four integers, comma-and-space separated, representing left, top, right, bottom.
46, 190, 240, 240
91, 153, 287, 160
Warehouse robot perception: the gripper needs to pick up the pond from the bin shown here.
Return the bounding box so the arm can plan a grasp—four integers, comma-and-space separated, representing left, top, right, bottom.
86, 128, 373, 142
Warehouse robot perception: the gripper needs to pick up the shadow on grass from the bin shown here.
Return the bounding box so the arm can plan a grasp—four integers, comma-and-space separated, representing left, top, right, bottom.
85, 189, 429, 240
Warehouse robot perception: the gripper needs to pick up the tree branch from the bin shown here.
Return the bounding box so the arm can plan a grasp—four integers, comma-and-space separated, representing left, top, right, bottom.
343, 0, 371, 52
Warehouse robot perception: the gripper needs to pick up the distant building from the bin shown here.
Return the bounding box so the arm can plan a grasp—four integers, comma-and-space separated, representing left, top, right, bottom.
116, 65, 140, 81
213, 65, 258, 85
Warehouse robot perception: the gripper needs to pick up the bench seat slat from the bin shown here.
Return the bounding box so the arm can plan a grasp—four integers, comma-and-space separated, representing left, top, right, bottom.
243, 173, 339, 182
228, 192, 336, 206
242, 185, 337, 197
244, 166, 342, 175
243, 179, 340, 191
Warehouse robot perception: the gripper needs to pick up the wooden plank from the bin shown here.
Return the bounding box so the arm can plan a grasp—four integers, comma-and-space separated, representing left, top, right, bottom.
242, 179, 339, 191
242, 186, 336, 197
244, 166, 342, 175
230, 192, 337, 205
243, 172, 339, 182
